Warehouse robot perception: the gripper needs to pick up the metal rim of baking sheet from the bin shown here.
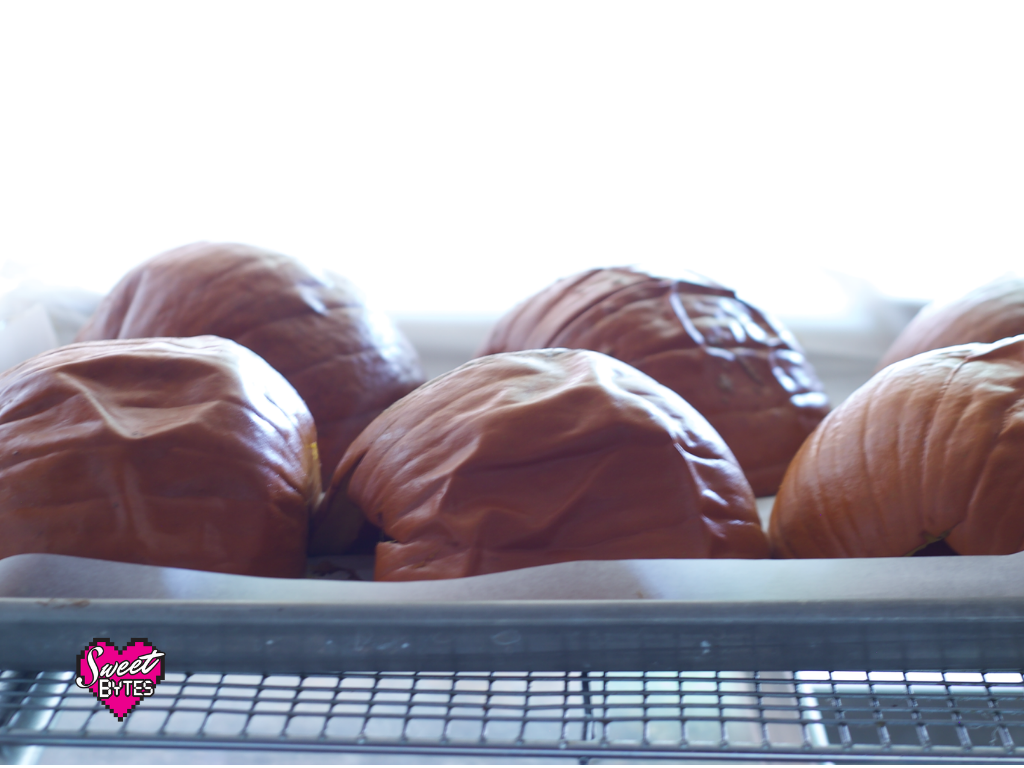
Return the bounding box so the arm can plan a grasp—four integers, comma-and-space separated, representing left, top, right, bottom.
2, 552, 1024, 673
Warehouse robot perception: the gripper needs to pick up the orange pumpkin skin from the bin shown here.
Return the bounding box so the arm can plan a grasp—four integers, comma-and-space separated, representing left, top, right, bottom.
877, 276, 1024, 371
480, 268, 829, 496
76, 242, 426, 552
0, 337, 319, 577
770, 335, 1024, 559
323, 349, 769, 582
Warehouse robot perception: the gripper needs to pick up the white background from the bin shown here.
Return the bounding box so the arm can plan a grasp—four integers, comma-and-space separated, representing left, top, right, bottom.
1, 1, 1021, 320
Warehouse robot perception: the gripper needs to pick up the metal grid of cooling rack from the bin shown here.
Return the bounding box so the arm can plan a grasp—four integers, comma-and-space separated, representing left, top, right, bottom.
3, 669, 1024, 763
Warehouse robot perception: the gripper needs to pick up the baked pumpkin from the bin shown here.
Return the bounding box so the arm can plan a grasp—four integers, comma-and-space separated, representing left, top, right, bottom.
321, 348, 769, 581
480, 267, 829, 496
76, 242, 426, 552
770, 335, 1024, 558
0, 336, 319, 577
877, 275, 1024, 371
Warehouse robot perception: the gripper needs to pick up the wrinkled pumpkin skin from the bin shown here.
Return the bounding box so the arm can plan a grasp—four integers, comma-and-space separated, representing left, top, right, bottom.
877, 276, 1024, 371
323, 349, 769, 582
75, 242, 427, 507
480, 267, 830, 496
770, 335, 1024, 559
0, 337, 319, 577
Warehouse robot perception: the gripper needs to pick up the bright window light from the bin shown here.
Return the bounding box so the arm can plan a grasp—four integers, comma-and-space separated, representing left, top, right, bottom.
1, 1, 1021, 320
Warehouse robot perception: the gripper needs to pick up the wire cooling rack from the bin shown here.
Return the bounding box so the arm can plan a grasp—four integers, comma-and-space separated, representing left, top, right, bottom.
3, 668, 1024, 763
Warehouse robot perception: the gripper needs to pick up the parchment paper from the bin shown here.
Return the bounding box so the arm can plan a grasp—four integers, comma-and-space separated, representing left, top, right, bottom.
3, 550, 1022, 604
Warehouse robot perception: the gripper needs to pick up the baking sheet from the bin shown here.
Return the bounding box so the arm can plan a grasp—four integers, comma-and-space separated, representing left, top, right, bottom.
7, 280, 1015, 675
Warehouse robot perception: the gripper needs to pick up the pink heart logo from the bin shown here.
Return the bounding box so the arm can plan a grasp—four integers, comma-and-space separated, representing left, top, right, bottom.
75, 638, 166, 720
